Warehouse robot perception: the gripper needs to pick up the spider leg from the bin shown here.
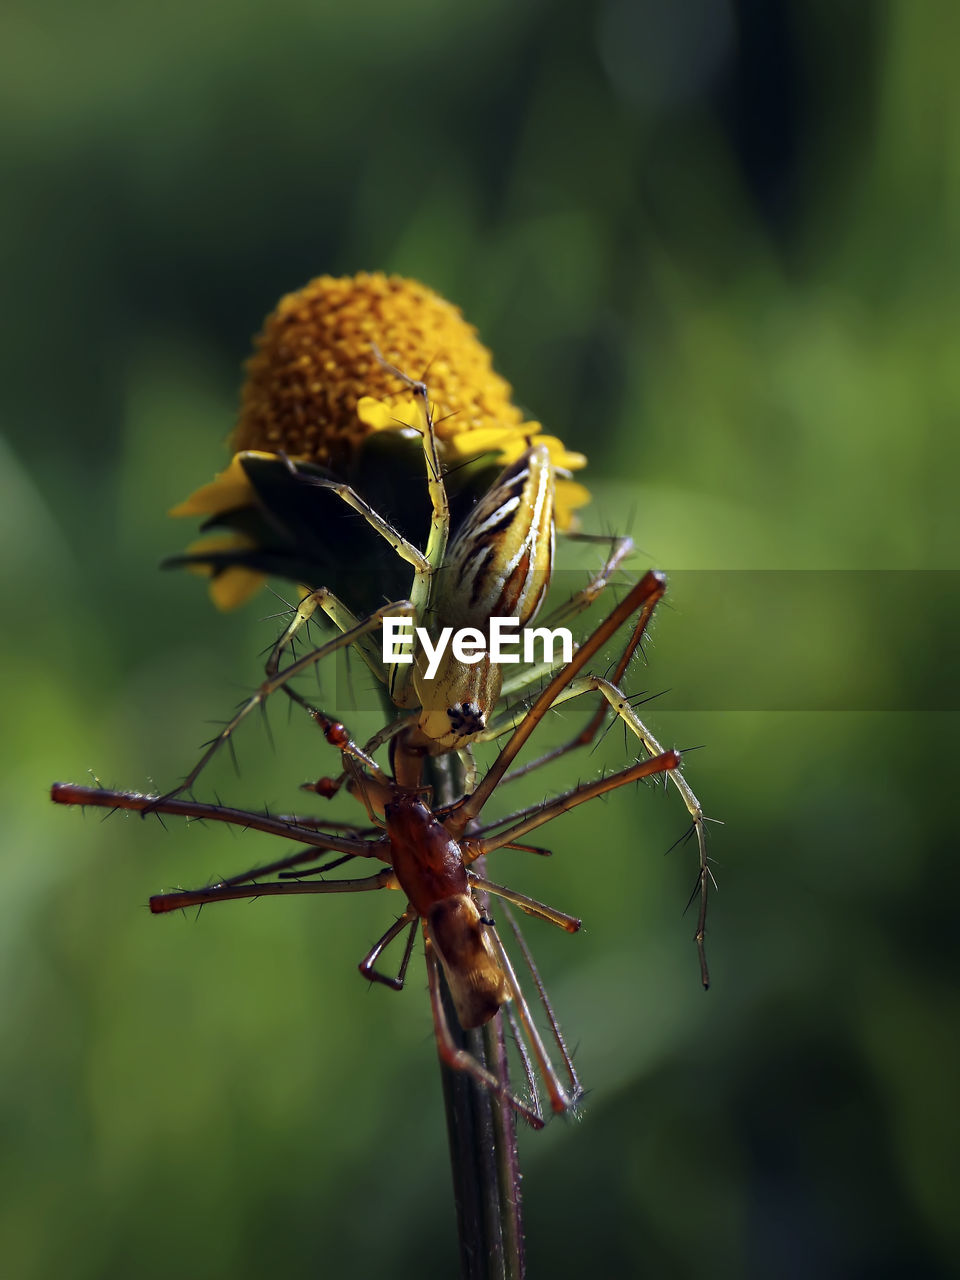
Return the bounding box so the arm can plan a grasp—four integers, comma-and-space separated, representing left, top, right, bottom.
496, 531, 634, 708
302, 713, 418, 805
281, 466, 431, 574
371, 368, 451, 709
49, 783, 377, 858
500, 901, 582, 1108
466, 873, 581, 934
536, 531, 635, 631
502, 1001, 541, 1118
270, 585, 386, 685
471, 751, 680, 854
485, 926, 579, 1117
425, 933, 545, 1129
162, 598, 414, 800
359, 912, 419, 990
480, 549, 661, 783
472, 747, 709, 988
149, 866, 397, 914
450, 570, 667, 829
447, 571, 710, 986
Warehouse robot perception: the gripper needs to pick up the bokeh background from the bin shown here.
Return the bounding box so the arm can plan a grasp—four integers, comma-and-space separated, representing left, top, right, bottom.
3, 1, 958, 1276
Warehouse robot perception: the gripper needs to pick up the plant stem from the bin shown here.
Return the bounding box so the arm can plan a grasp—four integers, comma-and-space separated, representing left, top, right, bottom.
428, 755, 525, 1280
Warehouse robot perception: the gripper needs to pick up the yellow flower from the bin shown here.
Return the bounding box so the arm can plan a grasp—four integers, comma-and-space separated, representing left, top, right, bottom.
179, 532, 267, 610
169, 452, 275, 518
171, 273, 590, 608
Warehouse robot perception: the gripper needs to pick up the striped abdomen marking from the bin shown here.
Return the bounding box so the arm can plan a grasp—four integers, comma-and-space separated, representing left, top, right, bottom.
444, 444, 555, 628
411, 444, 557, 749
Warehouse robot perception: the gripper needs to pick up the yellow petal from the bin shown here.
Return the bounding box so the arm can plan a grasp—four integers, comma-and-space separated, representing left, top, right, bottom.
445, 426, 524, 459
209, 565, 268, 610
356, 394, 421, 433
168, 451, 277, 518
555, 479, 592, 530
181, 532, 267, 610
531, 435, 588, 472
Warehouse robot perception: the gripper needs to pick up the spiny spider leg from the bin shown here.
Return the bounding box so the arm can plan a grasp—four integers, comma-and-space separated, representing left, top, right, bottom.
467, 874, 581, 934
370, 356, 449, 592
446, 570, 710, 986
502, 1001, 541, 1117
495, 532, 633, 704
271, 816, 378, 836
449, 571, 668, 829
162, 598, 413, 801
476, 747, 710, 988
279, 468, 432, 573
278, 853, 359, 879
486, 927, 578, 1116
286, 365, 449, 710
472, 752, 680, 854
500, 841, 553, 857
49, 783, 375, 857
213, 845, 368, 888
149, 867, 397, 915
425, 935, 544, 1130
285, 365, 448, 636
534, 531, 635, 631
499, 545, 650, 785
500, 901, 582, 1105
267, 583, 385, 687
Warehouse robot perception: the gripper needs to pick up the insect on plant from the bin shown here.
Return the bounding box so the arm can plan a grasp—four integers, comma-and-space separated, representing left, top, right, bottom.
52, 358, 711, 1126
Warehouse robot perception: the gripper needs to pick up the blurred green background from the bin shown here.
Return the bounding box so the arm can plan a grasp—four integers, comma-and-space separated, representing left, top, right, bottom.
3, 1, 958, 1276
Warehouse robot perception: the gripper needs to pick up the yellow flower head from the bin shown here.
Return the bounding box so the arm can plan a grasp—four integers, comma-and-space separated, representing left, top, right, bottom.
171, 273, 590, 606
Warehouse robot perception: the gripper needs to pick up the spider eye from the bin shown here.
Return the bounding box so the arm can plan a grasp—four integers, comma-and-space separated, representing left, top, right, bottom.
447, 701, 485, 735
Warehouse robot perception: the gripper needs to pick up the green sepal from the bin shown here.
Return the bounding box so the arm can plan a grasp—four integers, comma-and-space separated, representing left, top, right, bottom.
164, 434, 502, 615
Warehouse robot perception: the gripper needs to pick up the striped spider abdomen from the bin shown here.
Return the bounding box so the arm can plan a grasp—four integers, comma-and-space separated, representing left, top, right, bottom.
412, 444, 555, 749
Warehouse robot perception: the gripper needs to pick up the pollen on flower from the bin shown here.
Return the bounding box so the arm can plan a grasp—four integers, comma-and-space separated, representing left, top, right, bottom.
233, 273, 529, 470
228, 273, 588, 527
